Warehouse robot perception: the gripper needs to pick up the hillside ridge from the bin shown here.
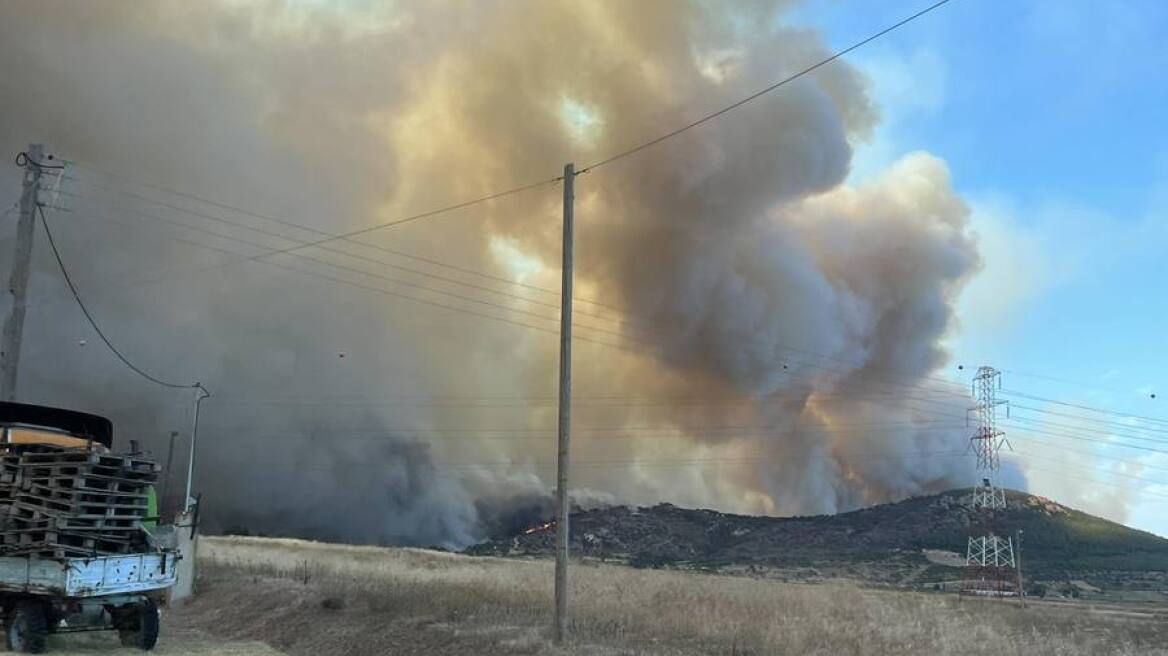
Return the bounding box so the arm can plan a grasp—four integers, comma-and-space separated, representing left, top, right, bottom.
467, 489, 1168, 595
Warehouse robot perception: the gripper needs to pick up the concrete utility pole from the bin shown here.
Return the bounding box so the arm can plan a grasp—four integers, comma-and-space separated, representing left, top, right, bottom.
183, 384, 210, 511
1, 144, 45, 401
161, 431, 179, 516
553, 163, 575, 644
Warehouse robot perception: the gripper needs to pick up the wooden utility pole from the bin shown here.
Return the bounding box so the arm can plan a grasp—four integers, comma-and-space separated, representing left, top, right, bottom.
553, 163, 575, 644
1, 144, 45, 401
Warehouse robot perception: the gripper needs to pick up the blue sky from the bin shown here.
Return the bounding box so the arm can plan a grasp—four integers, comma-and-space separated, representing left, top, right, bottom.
792, 0, 1168, 534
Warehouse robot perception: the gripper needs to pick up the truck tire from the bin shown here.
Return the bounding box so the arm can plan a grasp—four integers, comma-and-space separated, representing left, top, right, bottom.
6, 600, 48, 654
118, 599, 160, 651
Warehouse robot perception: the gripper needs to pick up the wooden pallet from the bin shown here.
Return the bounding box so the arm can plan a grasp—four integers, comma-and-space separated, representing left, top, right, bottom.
0, 524, 138, 554
17, 463, 157, 484
11, 494, 149, 519
0, 541, 128, 559
18, 450, 157, 471
18, 472, 154, 494
21, 482, 147, 507
0, 444, 156, 558
0, 545, 96, 559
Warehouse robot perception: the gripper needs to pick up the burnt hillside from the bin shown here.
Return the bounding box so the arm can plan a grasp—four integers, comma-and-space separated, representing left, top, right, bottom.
467, 490, 1168, 588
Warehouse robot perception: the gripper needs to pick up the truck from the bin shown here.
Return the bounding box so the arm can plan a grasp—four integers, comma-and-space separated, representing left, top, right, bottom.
0, 402, 179, 653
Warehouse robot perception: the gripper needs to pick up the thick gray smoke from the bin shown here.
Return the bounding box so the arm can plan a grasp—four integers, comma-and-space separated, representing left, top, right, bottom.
0, 1, 985, 547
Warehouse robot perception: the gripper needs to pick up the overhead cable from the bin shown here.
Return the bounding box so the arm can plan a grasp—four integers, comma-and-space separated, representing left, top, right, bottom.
37, 205, 204, 393
578, 0, 954, 174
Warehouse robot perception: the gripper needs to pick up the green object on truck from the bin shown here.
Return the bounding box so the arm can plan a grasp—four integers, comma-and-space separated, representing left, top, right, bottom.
144, 486, 158, 529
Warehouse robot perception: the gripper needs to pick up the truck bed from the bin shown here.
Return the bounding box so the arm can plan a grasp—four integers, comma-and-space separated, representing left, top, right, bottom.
0, 552, 178, 598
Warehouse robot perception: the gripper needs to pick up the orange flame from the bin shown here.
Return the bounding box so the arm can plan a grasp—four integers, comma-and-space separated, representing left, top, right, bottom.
522, 521, 555, 535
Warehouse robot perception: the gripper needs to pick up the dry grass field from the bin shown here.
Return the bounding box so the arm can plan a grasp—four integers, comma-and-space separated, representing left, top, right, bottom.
186, 536, 1168, 656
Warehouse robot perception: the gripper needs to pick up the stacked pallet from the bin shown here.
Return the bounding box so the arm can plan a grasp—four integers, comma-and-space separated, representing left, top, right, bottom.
0, 445, 158, 558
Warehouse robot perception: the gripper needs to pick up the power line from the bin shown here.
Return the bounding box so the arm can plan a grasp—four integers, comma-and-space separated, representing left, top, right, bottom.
1004, 423, 1168, 457
198, 415, 963, 431
199, 176, 564, 278
850, 390, 1168, 455
56, 192, 593, 342
52, 197, 668, 352
197, 419, 962, 436
65, 167, 348, 240
39, 203, 993, 405
53, 197, 977, 399
578, 0, 954, 174
68, 168, 604, 308
1008, 404, 1168, 440
781, 358, 968, 398
198, 371, 972, 414
261, 257, 635, 353
62, 0, 956, 286
284, 251, 630, 340
59, 186, 592, 316
194, 438, 1168, 501
1017, 463, 1168, 501
883, 398, 1168, 454
43, 202, 639, 352
58, 190, 513, 292
37, 205, 201, 391
1002, 389, 1168, 427
42, 208, 1009, 429
60, 187, 973, 396
1003, 368, 1156, 399
45, 169, 563, 317
198, 445, 1168, 503
1009, 437, 1168, 473
17, 1, 976, 413
57, 193, 645, 337
1013, 450, 1168, 488
1011, 418, 1168, 450
204, 393, 965, 408
204, 426, 964, 445
228, 449, 971, 472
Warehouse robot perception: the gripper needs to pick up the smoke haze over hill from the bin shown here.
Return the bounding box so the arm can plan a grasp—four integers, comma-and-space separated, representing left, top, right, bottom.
0, 1, 994, 547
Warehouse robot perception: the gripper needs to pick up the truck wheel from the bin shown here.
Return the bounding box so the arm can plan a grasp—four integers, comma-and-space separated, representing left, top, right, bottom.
6, 600, 48, 654
117, 599, 160, 651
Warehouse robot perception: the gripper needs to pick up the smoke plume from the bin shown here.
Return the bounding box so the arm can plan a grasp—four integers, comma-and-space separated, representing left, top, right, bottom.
0, 1, 985, 547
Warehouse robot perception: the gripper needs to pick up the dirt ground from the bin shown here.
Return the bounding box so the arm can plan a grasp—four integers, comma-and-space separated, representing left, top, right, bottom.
41, 622, 286, 655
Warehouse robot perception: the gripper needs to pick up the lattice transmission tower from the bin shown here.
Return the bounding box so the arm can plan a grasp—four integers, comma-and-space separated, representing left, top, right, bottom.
962, 366, 1017, 596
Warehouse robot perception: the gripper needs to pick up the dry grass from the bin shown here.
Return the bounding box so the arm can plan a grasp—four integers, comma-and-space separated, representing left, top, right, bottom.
190, 536, 1168, 656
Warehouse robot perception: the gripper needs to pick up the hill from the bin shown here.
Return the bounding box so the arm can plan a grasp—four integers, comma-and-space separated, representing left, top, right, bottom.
467, 489, 1168, 598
